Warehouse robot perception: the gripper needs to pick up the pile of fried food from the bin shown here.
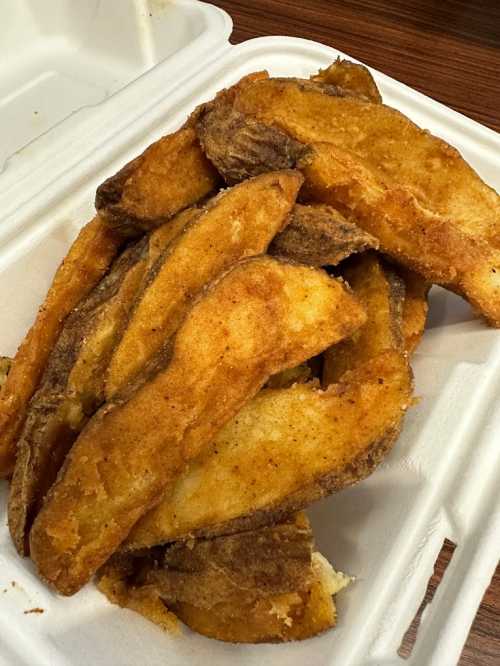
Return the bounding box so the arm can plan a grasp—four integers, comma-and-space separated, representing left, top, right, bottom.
0, 58, 499, 644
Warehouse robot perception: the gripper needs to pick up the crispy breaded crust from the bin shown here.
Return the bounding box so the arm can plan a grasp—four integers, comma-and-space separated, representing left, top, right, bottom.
143, 515, 314, 608
96, 553, 179, 634
397, 267, 430, 354
30, 256, 365, 595
106, 171, 304, 397
96, 127, 220, 236
8, 240, 148, 555
230, 78, 500, 324
146, 208, 199, 269
323, 252, 405, 384
172, 579, 336, 643
125, 350, 410, 549
270, 203, 378, 266
0, 216, 121, 478
0, 358, 11, 389
99, 514, 338, 643
196, 65, 380, 186
311, 58, 382, 103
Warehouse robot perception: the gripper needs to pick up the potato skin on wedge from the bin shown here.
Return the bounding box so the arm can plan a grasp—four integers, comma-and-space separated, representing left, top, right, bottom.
96, 127, 220, 236
0, 216, 122, 479
173, 576, 336, 643
311, 58, 382, 103
126, 350, 411, 549
100, 513, 342, 643
197, 98, 309, 186
323, 252, 405, 384
106, 170, 304, 397
30, 256, 365, 595
8, 240, 149, 556
231, 78, 500, 325
270, 203, 378, 267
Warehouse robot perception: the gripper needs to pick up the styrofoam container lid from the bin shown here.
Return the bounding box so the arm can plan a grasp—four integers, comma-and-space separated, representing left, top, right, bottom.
0, 2, 499, 666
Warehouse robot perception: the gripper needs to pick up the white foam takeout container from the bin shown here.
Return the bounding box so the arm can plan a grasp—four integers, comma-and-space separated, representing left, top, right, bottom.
0, 1, 499, 665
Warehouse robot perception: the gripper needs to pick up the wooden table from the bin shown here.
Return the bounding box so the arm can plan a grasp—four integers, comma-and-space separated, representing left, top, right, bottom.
212, 2, 500, 664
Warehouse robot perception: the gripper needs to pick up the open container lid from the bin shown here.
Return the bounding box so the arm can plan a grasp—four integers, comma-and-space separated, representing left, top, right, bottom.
0, 2, 499, 665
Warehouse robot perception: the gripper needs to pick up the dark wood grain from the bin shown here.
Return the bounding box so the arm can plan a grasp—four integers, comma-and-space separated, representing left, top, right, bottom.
212, 2, 499, 663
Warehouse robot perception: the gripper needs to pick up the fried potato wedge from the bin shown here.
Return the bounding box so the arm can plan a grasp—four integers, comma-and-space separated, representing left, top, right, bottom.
174, 572, 337, 643
30, 256, 365, 595
146, 208, 200, 269
99, 514, 347, 642
8, 241, 149, 556
323, 252, 405, 384
97, 553, 179, 634
0, 357, 11, 389
197, 66, 379, 186
231, 78, 500, 324
143, 513, 314, 607
0, 216, 121, 479
126, 350, 411, 549
197, 96, 309, 186
398, 267, 430, 355
266, 363, 311, 389
106, 171, 303, 396
270, 203, 378, 266
311, 57, 382, 103
95, 127, 220, 236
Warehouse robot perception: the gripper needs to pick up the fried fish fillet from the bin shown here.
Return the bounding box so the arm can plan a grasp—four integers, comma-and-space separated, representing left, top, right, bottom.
230, 77, 500, 324
311, 57, 382, 103
105, 171, 303, 397
270, 203, 378, 266
8, 240, 149, 556
99, 513, 349, 642
30, 256, 365, 595
95, 127, 220, 236
0, 216, 121, 479
323, 252, 405, 385
398, 267, 430, 355
125, 350, 411, 549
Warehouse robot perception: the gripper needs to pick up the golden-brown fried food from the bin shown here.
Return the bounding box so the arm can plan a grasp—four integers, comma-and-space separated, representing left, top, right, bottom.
398, 267, 430, 354
106, 171, 303, 397
8, 241, 149, 556
95, 127, 220, 236
30, 256, 366, 595
174, 573, 337, 643
231, 78, 500, 324
323, 252, 404, 385
125, 350, 411, 549
0, 357, 11, 389
146, 208, 199, 269
99, 514, 348, 642
269, 203, 378, 266
197, 96, 309, 186
266, 363, 311, 389
97, 553, 179, 633
197, 64, 379, 187
0, 216, 122, 479
143, 514, 315, 607
311, 57, 382, 103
